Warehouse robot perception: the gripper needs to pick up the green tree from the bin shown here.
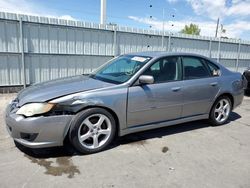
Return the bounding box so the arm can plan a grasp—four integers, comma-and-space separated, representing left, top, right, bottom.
180, 23, 201, 35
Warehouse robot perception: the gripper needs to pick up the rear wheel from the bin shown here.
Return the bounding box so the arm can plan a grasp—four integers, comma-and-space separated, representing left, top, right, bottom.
209, 96, 232, 126
69, 108, 116, 154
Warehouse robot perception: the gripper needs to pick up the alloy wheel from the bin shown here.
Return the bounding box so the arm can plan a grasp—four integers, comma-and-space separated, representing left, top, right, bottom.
77, 114, 112, 149
214, 99, 231, 123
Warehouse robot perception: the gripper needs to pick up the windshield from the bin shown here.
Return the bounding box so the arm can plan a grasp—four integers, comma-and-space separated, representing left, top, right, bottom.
90, 55, 152, 84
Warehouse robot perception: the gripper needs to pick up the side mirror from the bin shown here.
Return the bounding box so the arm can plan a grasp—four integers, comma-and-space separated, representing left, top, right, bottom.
139, 75, 154, 85
212, 70, 221, 76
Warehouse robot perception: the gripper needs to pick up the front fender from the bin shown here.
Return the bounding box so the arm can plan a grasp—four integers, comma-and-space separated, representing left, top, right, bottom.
50, 87, 128, 136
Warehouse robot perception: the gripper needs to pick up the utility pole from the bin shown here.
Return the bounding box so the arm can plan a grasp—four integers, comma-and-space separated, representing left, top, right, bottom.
100, 0, 106, 25
161, 8, 165, 50
215, 18, 219, 38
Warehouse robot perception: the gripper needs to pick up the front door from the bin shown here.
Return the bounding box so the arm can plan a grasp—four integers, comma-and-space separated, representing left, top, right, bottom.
127, 56, 183, 127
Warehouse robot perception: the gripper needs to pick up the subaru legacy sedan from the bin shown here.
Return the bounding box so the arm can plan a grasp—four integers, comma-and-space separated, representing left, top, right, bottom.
5, 52, 245, 154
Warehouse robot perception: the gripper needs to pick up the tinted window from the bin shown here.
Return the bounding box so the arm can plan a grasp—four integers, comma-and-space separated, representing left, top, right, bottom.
144, 56, 181, 83
182, 57, 210, 79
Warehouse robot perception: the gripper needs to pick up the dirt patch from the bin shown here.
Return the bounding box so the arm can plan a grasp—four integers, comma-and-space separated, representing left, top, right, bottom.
161, 146, 169, 153
25, 154, 80, 178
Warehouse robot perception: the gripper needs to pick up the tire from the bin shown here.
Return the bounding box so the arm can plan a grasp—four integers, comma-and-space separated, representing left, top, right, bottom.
69, 108, 116, 154
245, 89, 250, 96
209, 96, 232, 126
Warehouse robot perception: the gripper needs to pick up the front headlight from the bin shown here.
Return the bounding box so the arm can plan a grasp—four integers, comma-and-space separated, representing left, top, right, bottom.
16, 103, 55, 117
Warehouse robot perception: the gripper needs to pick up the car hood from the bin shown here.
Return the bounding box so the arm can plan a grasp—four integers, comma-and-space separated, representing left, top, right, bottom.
17, 75, 114, 106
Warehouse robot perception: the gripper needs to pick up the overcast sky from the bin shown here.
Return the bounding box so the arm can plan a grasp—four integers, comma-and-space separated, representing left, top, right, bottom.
0, 0, 250, 40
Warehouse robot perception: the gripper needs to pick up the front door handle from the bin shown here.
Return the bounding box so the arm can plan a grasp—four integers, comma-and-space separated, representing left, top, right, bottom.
171, 87, 181, 92
210, 82, 218, 86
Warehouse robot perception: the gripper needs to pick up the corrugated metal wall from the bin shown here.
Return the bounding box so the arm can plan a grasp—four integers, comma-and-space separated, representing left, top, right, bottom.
0, 12, 250, 86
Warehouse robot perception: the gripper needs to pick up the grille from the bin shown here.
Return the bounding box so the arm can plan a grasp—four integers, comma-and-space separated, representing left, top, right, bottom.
20, 132, 38, 141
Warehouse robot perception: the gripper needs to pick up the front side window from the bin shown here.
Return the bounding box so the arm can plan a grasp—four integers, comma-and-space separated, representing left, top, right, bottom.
143, 56, 181, 83
182, 57, 210, 79
91, 55, 151, 84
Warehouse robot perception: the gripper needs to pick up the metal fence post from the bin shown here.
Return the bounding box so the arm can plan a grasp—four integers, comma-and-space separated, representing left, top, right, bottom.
209, 39, 212, 58
168, 34, 171, 52
217, 37, 221, 62
161, 31, 164, 51
236, 40, 241, 72
19, 17, 26, 88
113, 25, 117, 56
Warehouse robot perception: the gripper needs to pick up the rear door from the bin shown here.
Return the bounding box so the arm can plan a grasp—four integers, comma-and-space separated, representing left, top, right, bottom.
181, 56, 220, 117
127, 56, 183, 127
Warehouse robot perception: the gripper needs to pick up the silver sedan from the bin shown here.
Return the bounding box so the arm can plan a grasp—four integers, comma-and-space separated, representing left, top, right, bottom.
5, 52, 245, 154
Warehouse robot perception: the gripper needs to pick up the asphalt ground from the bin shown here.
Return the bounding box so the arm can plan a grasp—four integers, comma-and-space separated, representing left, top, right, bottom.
0, 94, 250, 188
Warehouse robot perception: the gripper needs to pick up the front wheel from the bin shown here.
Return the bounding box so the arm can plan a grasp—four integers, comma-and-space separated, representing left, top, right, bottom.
69, 108, 116, 154
209, 96, 232, 126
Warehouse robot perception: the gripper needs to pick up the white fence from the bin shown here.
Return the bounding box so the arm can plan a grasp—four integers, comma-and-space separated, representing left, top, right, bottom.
0, 12, 250, 87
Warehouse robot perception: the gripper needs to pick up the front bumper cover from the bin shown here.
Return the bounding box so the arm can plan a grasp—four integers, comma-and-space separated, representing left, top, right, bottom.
5, 104, 73, 148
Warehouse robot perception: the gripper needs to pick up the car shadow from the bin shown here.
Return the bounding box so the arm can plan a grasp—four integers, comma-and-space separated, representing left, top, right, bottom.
15, 141, 77, 158
16, 112, 241, 158
244, 91, 250, 97
228, 111, 242, 121
113, 111, 241, 147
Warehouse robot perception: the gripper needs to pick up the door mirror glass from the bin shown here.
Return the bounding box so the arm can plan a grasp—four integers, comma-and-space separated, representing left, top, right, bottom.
139, 75, 154, 84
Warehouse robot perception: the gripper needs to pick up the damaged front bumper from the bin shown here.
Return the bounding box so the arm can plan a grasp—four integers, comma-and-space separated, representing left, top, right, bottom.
5, 103, 73, 148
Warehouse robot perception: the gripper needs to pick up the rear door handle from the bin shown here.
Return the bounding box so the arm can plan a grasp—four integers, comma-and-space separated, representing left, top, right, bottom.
210, 82, 218, 86
171, 87, 181, 92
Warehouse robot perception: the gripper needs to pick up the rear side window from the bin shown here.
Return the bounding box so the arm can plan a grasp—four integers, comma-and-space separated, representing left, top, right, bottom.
206, 61, 220, 76
182, 57, 210, 79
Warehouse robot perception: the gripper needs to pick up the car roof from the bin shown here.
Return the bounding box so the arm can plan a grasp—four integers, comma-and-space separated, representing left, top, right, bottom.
122, 51, 233, 75
124, 51, 209, 59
